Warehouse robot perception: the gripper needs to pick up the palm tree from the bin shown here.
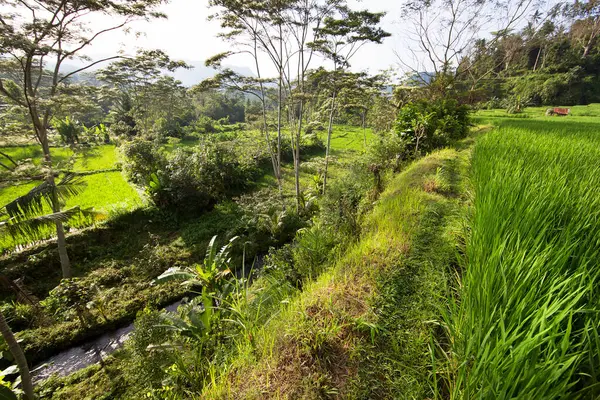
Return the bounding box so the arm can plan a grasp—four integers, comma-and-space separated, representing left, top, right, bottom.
0, 173, 96, 278
0, 310, 33, 400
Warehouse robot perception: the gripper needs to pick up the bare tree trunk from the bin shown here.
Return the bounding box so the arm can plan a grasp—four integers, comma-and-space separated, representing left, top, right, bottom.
362, 111, 367, 149
277, 24, 284, 191
40, 128, 72, 278
533, 46, 542, 71
582, 43, 592, 58
322, 90, 337, 195
252, 36, 283, 198
295, 101, 304, 211
0, 311, 34, 400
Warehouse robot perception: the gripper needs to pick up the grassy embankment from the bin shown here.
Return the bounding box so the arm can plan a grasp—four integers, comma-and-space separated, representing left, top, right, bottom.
194, 107, 600, 399
0, 126, 371, 368
438, 112, 600, 398
196, 139, 472, 398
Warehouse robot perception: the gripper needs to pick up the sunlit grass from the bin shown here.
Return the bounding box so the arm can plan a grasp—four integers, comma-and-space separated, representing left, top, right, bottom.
0, 144, 141, 252
441, 116, 600, 398
72, 145, 119, 171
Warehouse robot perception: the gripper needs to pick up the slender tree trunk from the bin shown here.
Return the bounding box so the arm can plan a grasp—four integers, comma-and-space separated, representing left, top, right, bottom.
362, 111, 367, 149
253, 38, 282, 198
0, 311, 34, 400
533, 46, 542, 71
39, 127, 72, 278
582, 43, 591, 58
277, 24, 284, 191
50, 178, 72, 279
415, 128, 424, 157
322, 90, 337, 195
295, 101, 304, 212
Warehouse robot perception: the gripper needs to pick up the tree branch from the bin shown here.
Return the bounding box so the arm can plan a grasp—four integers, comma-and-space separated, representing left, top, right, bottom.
58, 56, 123, 84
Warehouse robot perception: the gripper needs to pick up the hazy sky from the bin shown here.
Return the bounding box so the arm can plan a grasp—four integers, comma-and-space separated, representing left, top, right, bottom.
84, 0, 406, 77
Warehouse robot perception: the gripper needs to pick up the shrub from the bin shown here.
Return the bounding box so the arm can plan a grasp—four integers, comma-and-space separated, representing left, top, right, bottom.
305, 121, 325, 134
110, 120, 137, 138
121, 139, 163, 185
262, 244, 301, 288
293, 223, 337, 281
261, 222, 337, 288
52, 116, 80, 145
151, 143, 259, 211
231, 190, 307, 260
123, 138, 261, 212
43, 279, 93, 326
87, 267, 127, 287
152, 117, 184, 140
395, 99, 470, 154
0, 302, 37, 331
125, 308, 171, 389
366, 132, 408, 174
186, 115, 220, 134
319, 169, 372, 238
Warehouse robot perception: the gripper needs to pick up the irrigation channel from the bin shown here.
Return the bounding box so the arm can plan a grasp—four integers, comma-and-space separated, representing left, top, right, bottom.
31, 301, 183, 383
29, 255, 265, 383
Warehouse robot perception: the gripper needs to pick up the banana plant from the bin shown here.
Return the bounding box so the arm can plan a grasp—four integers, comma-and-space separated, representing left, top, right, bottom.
155, 235, 238, 339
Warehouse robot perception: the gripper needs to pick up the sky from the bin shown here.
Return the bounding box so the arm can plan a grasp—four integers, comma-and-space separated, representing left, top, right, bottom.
81, 0, 407, 81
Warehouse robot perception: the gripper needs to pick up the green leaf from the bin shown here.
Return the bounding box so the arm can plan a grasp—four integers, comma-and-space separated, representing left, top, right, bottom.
155, 268, 196, 283
0, 366, 17, 376
0, 386, 17, 400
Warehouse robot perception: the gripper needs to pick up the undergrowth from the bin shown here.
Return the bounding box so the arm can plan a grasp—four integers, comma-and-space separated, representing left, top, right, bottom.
200, 146, 471, 399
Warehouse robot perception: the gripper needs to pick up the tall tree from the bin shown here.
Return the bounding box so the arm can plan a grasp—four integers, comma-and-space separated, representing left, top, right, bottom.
97, 50, 190, 137
0, 0, 166, 278
566, 0, 600, 58
208, 0, 340, 209
207, 0, 297, 197
399, 0, 534, 97
309, 6, 389, 193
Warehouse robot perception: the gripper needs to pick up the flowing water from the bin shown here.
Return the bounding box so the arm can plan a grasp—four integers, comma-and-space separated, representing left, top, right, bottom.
31, 301, 182, 383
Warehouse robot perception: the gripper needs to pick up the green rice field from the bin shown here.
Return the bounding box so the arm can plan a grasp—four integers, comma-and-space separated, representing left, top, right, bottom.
0, 144, 142, 252
0, 126, 372, 252
441, 108, 600, 398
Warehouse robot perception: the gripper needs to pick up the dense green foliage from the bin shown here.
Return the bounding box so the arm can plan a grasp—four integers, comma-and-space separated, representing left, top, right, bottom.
395, 99, 470, 154
438, 116, 600, 398
1, 0, 599, 398
458, 1, 600, 107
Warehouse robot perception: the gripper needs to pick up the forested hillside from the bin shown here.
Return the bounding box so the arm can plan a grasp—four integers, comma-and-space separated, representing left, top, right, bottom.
0, 0, 599, 399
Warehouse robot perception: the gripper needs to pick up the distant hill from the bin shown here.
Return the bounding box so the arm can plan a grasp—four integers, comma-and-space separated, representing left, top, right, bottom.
174, 61, 255, 87
402, 72, 434, 86
58, 60, 255, 87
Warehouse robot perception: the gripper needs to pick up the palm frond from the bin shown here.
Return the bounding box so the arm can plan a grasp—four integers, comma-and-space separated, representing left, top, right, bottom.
4, 181, 53, 218
2, 173, 87, 219
0, 206, 80, 240
56, 173, 87, 200
0, 206, 104, 242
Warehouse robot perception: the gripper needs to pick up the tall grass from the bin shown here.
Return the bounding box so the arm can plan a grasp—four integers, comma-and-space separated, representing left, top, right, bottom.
442, 119, 600, 398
